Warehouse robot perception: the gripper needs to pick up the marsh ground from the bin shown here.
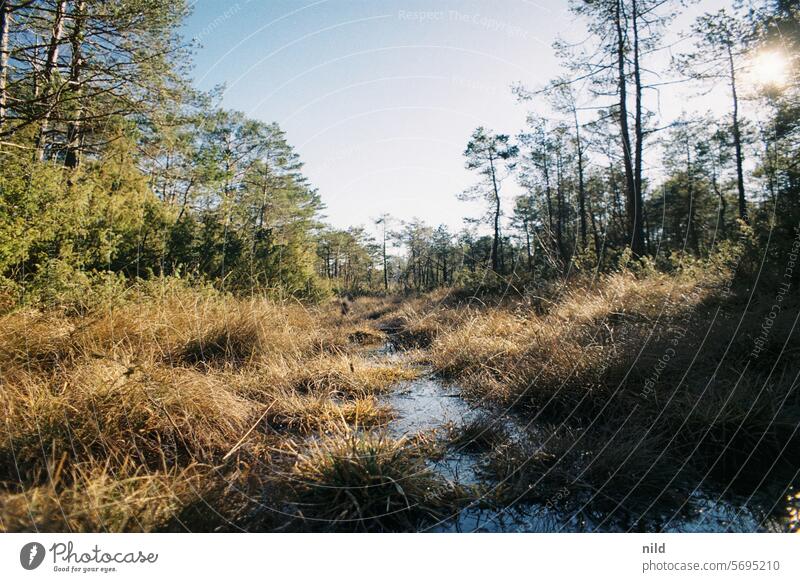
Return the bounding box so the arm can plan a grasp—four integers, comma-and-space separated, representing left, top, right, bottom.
1, 270, 798, 532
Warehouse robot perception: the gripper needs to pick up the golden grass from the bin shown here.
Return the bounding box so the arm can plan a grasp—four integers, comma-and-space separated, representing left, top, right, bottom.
421, 270, 800, 520
285, 355, 417, 397
3, 273, 796, 531
2, 360, 256, 476
0, 461, 204, 532
264, 389, 393, 433
0, 283, 419, 531
428, 273, 711, 410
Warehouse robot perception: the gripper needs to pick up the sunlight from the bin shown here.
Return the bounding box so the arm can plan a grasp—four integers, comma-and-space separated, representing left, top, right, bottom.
748, 49, 789, 89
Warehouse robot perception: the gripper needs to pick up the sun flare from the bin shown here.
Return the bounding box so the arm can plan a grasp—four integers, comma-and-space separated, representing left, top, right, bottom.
750, 50, 789, 88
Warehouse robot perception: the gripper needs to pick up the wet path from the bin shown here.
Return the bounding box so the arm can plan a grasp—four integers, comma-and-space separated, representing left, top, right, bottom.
370, 339, 780, 532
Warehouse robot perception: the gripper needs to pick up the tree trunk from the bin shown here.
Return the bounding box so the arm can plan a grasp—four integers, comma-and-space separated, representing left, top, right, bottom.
574, 109, 587, 251
489, 154, 501, 272
325, 245, 331, 278
631, 0, 645, 256
555, 147, 565, 262
686, 143, 699, 253
614, 0, 641, 257
610, 163, 624, 239
543, 154, 555, 254
524, 217, 532, 272
711, 160, 727, 236
382, 226, 388, 291
587, 193, 602, 260
64, 0, 86, 168
35, 0, 67, 161
0, 0, 9, 132
728, 45, 747, 222
176, 178, 194, 221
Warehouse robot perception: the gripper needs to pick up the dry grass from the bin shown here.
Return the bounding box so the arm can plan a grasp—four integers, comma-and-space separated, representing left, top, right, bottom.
263, 389, 393, 433
3, 272, 796, 531
0, 281, 420, 532
420, 270, 800, 517
484, 420, 685, 514
0, 460, 205, 532
1, 360, 255, 481
283, 430, 455, 531
284, 355, 417, 397
429, 273, 708, 409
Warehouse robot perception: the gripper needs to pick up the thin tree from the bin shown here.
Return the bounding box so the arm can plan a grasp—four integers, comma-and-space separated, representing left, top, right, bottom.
460, 127, 518, 273
374, 213, 392, 291
0, 0, 10, 131
675, 9, 753, 222
35, 0, 67, 160
63, 0, 86, 168
518, 120, 557, 256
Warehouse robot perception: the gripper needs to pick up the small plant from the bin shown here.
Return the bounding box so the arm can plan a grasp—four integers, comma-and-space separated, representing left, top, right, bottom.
286, 431, 456, 531
448, 414, 510, 453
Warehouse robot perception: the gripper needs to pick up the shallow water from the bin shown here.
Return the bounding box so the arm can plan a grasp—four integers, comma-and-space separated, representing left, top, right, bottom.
384, 375, 478, 437
377, 343, 782, 533
425, 492, 778, 533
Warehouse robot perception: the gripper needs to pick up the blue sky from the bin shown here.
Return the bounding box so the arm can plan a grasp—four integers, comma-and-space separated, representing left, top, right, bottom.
182, 0, 733, 235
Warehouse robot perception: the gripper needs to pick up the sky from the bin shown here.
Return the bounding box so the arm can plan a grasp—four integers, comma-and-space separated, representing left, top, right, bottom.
181, 0, 736, 237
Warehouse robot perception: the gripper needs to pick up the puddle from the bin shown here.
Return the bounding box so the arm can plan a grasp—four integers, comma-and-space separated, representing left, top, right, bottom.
663, 492, 781, 533
374, 342, 783, 533
427, 494, 779, 533
382, 373, 485, 485
384, 375, 478, 437
428, 504, 577, 533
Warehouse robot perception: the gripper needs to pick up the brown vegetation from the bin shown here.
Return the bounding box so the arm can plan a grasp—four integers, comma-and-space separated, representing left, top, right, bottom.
0, 279, 434, 532
423, 266, 800, 520
2, 262, 797, 531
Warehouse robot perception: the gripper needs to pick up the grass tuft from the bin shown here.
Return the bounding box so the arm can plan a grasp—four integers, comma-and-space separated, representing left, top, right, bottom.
286, 431, 455, 531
